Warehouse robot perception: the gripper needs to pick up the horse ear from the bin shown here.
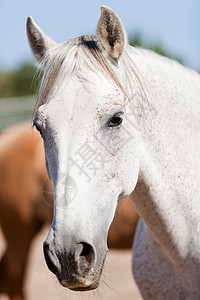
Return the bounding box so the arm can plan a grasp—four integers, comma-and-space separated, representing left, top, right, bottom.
97, 6, 127, 61
26, 16, 57, 62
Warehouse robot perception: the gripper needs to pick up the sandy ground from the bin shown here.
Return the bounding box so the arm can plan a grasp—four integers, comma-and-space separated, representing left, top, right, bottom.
0, 226, 142, 300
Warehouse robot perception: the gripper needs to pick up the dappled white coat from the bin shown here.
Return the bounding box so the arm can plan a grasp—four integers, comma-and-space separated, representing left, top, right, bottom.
129, 48, 200, 299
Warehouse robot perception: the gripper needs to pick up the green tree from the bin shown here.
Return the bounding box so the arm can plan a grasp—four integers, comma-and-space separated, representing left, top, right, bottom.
0, 63, 41, 98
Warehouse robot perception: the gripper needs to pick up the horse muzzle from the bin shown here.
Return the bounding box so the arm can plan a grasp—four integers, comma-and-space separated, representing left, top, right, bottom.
43, 240, 106, 291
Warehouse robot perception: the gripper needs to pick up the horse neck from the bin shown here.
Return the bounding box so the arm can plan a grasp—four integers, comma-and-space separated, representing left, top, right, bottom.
129, 47, 200, 257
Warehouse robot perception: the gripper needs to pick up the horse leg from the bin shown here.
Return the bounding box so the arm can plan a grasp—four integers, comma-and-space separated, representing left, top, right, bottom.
0, 247, 26, 300
0, 216, 43, 300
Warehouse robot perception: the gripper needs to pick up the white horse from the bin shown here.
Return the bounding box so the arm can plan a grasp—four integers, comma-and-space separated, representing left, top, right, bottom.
26, 6, 200, 299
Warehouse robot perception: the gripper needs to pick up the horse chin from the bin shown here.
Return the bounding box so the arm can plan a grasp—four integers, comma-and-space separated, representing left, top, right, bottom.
68, 281, 100, 291
60, 277, 100, 291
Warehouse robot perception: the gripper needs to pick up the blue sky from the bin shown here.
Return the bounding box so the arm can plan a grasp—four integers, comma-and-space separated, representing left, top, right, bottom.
0, 0, 199, 71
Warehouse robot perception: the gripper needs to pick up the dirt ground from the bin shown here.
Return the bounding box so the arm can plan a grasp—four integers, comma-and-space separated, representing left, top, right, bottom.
0, 226, 142, 300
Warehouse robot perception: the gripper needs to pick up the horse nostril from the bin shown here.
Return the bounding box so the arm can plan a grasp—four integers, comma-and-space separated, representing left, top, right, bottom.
43, 242, 58, 276
77, 242, 95, 271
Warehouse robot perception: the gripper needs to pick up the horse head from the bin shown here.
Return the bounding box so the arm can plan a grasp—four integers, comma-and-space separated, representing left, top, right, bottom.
27, 6, 139, 291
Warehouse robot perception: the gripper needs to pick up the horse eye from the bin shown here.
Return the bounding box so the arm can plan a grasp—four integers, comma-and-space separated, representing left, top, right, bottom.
107, 113, 124, 128
33, 121, 43, 137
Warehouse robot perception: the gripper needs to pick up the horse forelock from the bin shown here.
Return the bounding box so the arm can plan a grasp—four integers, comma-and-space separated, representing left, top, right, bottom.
33, 34, 148, 118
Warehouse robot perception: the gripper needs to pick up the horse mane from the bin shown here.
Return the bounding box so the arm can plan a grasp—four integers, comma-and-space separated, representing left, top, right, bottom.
34, 34, 149, 117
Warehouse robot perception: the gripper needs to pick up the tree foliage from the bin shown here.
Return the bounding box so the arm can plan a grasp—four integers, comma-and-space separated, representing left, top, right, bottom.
0, 63, 41, 98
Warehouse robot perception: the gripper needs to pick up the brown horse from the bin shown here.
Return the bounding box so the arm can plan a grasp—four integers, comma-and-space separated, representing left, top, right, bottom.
0, 122, 138, 300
